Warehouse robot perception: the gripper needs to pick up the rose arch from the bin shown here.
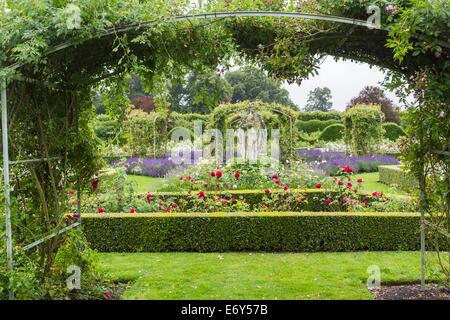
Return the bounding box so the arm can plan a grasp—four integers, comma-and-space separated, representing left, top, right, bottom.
1, 0, 448, 298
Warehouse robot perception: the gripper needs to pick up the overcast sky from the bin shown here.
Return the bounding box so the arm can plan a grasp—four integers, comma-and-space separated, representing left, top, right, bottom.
281, 57, 410, 111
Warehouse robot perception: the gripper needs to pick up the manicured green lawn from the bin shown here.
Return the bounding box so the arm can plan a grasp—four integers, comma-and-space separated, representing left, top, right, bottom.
353, 172, 410, 196
98, 251, 424, 300
127, 175, 168, 193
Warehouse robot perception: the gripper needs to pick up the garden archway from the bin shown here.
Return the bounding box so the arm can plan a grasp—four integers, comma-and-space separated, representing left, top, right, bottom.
1, 3, 448, 299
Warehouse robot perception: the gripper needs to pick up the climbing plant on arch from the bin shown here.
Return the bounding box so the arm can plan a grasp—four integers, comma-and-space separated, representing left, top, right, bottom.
0, 0, 448, 297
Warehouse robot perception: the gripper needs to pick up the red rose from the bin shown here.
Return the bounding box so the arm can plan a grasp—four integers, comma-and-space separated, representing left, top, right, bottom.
338, 181, 344, 185
98, 207, 105, 213
264, 189, 270, 194
357, 179, 363, 183
216, 171, 222, 178
130, 208, 135, 213
92, 179, 99, 191
210, 172, 215, 177
347, 183, 353, 189
316, 184, 322, 188
234, 172, 240, 179
272, 175, 278, 179
325, 199, 332, 204
284, 186, 288, 191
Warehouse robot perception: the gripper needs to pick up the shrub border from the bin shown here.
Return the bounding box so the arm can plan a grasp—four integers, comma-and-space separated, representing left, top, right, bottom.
82, 211, 435, 252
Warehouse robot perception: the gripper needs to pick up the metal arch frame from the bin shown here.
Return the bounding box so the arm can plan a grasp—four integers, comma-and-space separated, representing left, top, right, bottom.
4, 11, 382, 72
2, 10, 432, 299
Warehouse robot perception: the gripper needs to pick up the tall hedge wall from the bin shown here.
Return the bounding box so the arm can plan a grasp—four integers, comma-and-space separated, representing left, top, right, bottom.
296, 111, 342, 122
82, 212, 430, 252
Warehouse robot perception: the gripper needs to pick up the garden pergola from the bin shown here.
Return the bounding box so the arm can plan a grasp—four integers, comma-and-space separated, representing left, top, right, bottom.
2, 10, 447, 299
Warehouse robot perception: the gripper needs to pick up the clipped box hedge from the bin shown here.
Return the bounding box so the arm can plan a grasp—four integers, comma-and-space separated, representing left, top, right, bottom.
152, 189, 345, 211
82, 212, 432, 252
382, 122, 405, 141
296, 119, 341, 133
379, 165, 418, 192
318, 123, 344, 142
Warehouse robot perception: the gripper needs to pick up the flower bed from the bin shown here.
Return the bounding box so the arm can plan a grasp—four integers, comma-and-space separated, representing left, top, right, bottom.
110, 151, 204, 177
82, 212, 435, 252
297, 149, 400, 175
69, 161, 416, 218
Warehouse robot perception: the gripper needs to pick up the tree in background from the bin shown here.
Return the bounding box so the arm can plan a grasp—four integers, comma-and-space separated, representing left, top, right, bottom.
346, 86, 400, 124
130, 96, 155, 113
304, 87, 333, 112
168, 71, 232, 114
127, 74, 147, 99
224, 67, 298, 110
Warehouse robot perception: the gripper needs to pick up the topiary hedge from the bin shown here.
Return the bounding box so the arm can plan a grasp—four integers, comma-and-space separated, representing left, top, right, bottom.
317, 124, 345, 142
296, 119, 341, 133
379, 165, 418, 192
168, 126, 195, 140
382, 122, 405, 141
82, 212, 432, 252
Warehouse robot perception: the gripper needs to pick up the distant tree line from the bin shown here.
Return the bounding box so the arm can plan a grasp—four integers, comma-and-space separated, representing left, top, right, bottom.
93, 67, 299, 115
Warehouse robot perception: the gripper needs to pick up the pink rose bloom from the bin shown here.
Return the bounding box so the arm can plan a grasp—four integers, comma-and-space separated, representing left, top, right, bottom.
130, 208, 135, 213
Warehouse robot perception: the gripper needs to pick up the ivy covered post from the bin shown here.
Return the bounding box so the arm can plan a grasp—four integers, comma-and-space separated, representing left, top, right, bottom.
1, 76, 14, 300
